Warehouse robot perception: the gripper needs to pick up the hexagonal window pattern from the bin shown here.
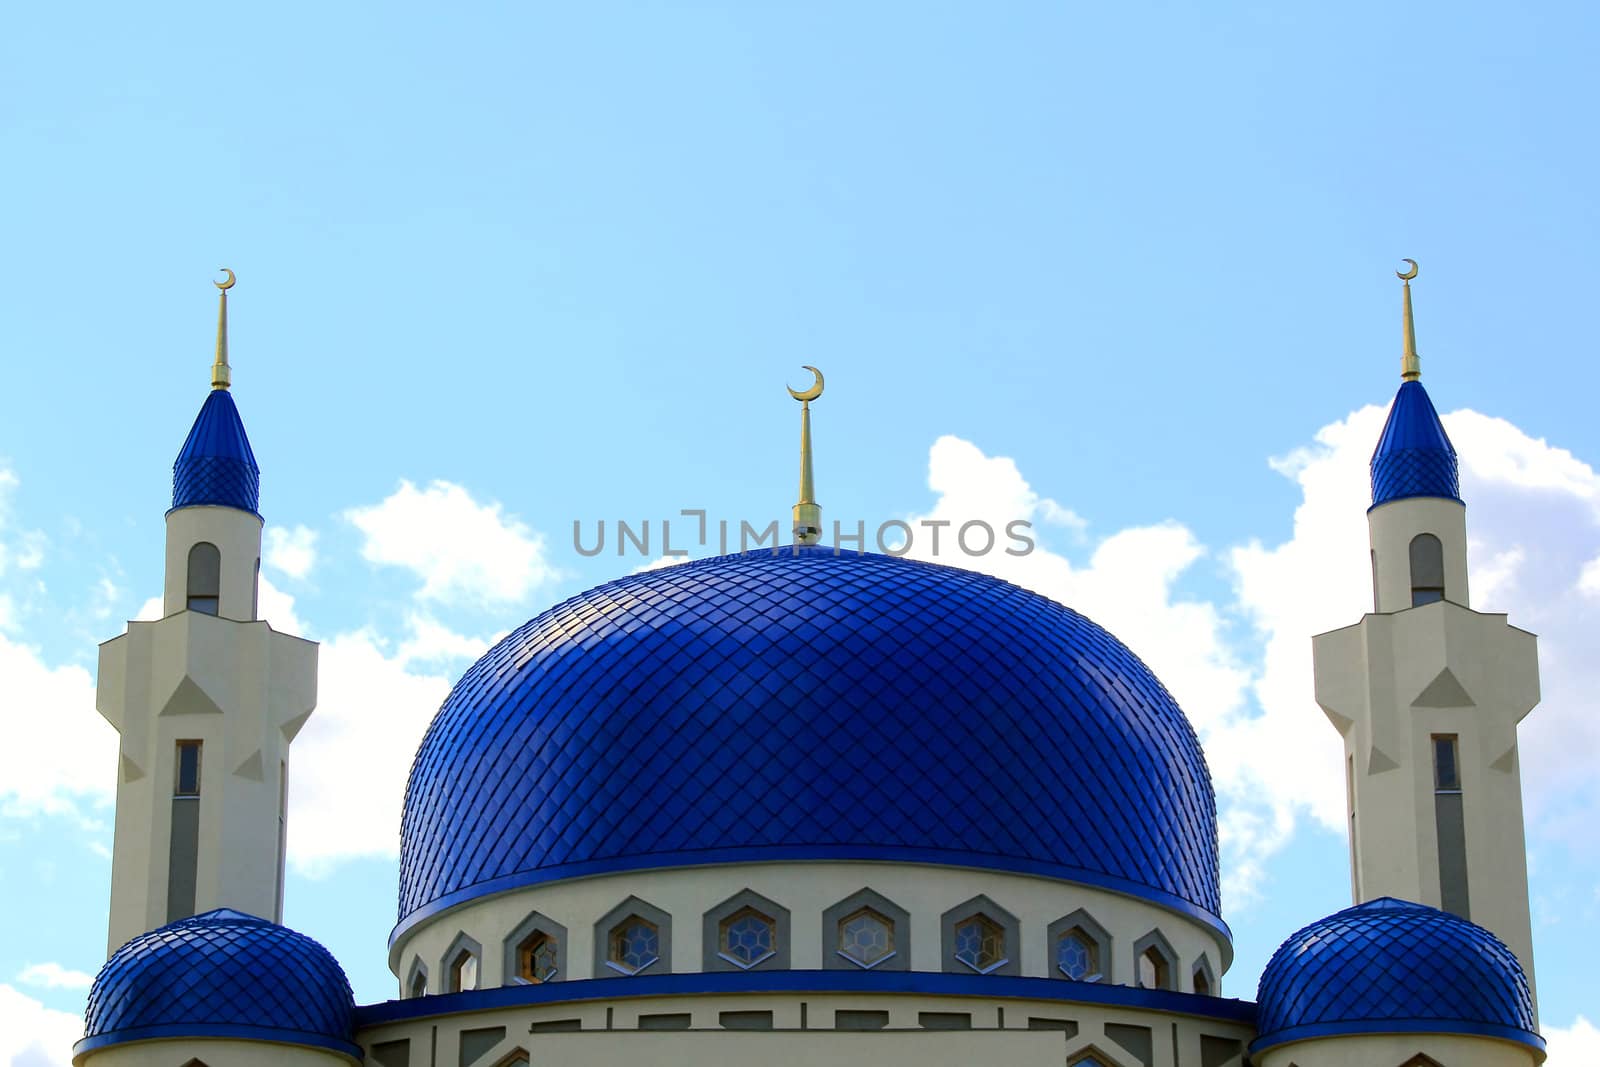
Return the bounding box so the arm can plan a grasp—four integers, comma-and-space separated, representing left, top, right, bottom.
1056, 927, 1101, 981
718, 907, 776, 969
518, 931, 558, 984
837, 907, 895, 969
953, 914, 1007, 974
607, 916, 660, 976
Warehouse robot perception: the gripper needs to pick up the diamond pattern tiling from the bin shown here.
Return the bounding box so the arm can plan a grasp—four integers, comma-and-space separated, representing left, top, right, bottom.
398, 546, 1223, 927
171, 389, 261, 514
1370, 380, 1460, 507
83, 909, 355, 1046
1255, 898, 1535, 1042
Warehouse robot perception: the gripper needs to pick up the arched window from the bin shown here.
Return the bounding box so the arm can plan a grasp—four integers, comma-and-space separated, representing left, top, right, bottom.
954, 914, 1006, 974
941, 896, 1019, 976
824, 888, 909, 972
1048, 909, 1110, 983
1132, 929, 1177, 991
1057, 928, 1100, 981
718, 907, 776, 969
1409, 533, 1446, 606
406, 959, 428, 999
502, 911, 566, 986
1192, 955, 1215, 996
594, 897, 671, 977
1137, 948, 1167, 989
838, 907, 895, 969
440, 932, 482, 993
186, 542, 221, 615
607, 916, 660, 975
449, 950, 478, 992
703, 890, 789, 972
518, 931, 559, 983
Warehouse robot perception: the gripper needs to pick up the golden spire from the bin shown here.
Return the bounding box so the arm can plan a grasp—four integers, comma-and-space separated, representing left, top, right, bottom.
212, 268, 236, 389
788, 365, 824, 545
1397, 258, 1420, 381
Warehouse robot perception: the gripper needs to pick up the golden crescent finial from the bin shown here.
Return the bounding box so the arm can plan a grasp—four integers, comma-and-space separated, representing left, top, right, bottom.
215, 268, 236, 291
787, 364, 824, 403
1396, 258, 1419, 282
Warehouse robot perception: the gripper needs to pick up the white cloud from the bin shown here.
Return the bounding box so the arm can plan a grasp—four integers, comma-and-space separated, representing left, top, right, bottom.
15, 964, 92, 992
0, 632, 115, 818
264, 525, 319, 581
1577, 553, 1600, 598
345, 480, 555, 607
904, 412, 1600, 909
0, 467, 47, 580
633, 554, 692, 574
1546, 1014, 1600, 1067
0, 983, 80, 1067
285, 625, 456, 875
89, 578, 121, 621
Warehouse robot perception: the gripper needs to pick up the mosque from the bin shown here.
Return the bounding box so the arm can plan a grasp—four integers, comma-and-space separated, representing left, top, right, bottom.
76, 263, 1546, 1066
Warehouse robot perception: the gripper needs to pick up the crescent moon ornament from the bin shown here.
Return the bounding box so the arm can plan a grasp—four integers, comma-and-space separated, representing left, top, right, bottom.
1396, 259, 1418, 281
215, 268, 236, 291
787, 364, 824, 402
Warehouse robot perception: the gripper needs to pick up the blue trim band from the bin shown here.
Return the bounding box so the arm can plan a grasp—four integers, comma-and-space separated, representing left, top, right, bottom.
1250, 1018, 1545, 1055
1366, 493, 1467, 515
387, 850, 1233, 954
73, 1023, 361, 1062
356, 969, 1257, 1028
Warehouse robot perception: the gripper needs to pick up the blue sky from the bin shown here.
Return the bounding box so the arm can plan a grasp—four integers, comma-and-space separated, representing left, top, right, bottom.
2, 2, 1598, 1061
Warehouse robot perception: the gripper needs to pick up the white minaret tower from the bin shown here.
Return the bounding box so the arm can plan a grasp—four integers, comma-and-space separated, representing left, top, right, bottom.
95, 271, 318, 955
1312, 260, 1540, 1008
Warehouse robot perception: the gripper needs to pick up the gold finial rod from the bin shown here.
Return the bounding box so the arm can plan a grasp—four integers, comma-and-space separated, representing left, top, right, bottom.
1397, 258, 1420, 382
787, 365, 824, 545
212, 268, 236, 389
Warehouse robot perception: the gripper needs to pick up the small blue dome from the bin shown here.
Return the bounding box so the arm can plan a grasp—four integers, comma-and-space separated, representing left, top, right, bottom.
1254, 898, 1540, 1056
78, 909, 357, 1060
1370, 380, 1461, 508
172, 389, 261, 515
397, 547, 1223, 943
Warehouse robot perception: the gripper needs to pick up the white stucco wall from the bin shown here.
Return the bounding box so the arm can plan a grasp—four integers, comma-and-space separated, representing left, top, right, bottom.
96, 504, 318, 955
1315, 495, 1541, 1007
357, 990, 1253, 1067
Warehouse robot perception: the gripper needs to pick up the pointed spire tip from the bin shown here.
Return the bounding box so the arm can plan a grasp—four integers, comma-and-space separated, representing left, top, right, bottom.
1397, 259, 1420, 382
211, 268, 235, 390
788, 365, 824, 545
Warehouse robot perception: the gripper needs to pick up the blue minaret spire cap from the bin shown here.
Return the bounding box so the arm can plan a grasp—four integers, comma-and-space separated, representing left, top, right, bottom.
170, 270, 261, 515
1370, 260, 1462, 508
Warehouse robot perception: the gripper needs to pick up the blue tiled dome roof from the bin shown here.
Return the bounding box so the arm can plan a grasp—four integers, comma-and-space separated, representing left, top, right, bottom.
1371, 380, 1461, 508
1254, 898, 1540, 1056
397, 547, 1223, 943
77, 909, 357, 1060
171, 389, 261, 515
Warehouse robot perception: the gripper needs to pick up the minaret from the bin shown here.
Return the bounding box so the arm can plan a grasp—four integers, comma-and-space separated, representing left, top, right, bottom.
1312, 260, 1540, 1007
788, 364, 824, 545
95, 271, 319, 955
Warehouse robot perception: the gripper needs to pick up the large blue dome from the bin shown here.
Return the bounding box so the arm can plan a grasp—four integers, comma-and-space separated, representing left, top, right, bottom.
78, 909, 357, 1060
1254, 898, 1540, 1056
397, 547, 1222, 942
